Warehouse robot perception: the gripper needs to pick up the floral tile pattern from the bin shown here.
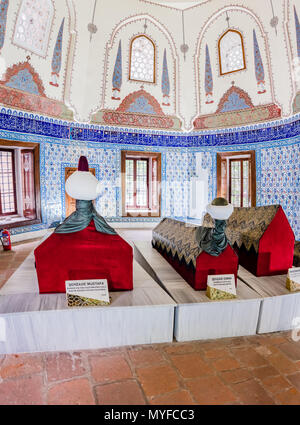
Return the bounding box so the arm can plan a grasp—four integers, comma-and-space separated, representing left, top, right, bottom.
260, 143, 300, 239
0, 107, 298, 241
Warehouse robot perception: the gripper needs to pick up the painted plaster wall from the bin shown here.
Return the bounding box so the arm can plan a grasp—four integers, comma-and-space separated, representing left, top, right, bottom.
67, 0, 298, 128
102, 18, 177, 116
1, 0, 70, 101
1, 0, 300, 129
196, 8, 274, 115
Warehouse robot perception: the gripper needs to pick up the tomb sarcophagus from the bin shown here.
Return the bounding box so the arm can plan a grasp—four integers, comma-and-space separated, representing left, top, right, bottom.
203, 205, 295, 276
34, 221, 133, 294
35, 155, 134, 294
152, 218, 238, 290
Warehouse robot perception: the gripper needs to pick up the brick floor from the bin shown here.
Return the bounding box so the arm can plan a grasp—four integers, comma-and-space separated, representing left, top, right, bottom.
95, 380, 146, 405
0, 331, 297, 405
0, 238, 300, 405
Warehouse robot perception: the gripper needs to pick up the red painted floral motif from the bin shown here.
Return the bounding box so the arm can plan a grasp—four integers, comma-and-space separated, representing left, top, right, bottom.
1, 61, 46, 96
102, 110, 174, 129
0, 85, 67, 118
117, 89, 164, 115
193, 103, 281, 130
216, 86, 254, 113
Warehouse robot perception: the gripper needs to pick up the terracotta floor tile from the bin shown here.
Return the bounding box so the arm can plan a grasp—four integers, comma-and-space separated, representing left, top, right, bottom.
274, 388, 300, 405
230, 347, 268, 368
261, 375, 292, 394
212, 356, 241, 372
233, 379, 275, 405
197, 341, 229, 351
286, 372, 300, 391
48, 378, 95, 405
254, 345, 275, 357
0, 353, 43, 379
219, 368, 251, 384
204, 348, 229, 360
223, 337, 249, 348
260, 335, 287, 346
89, 354, 132, 383
163, 343, 198, 355
186, 375, 237, 405
85, 346, 127, 355
45, 352, 86, 382
170, 353, 213, 378
128, 348, 165, 367
244, 335, 264, 346
252, 365, 280, 380
150, 390, 195, 405
95, 380, 146, 405
0, 246, 299, 412
137, 364, 179, 398
278, 342, 300, 362
0, 375, 44, 405
268, 352, 300, 375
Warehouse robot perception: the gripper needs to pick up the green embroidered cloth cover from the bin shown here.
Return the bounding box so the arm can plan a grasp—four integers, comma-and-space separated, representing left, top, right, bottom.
55, 200, 117, 235
196, 219, 229, 256
152, 218, 230, 267
202, 205, 280, 253
152, 218, 201, 268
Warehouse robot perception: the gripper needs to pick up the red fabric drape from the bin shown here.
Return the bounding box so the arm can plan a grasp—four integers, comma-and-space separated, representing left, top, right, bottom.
154, 244, 238, 290
35, 221, 133, 294
257, 206, 295, 276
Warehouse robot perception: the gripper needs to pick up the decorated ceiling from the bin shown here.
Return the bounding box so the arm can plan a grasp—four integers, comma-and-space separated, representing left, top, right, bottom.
0, 0, 300, 131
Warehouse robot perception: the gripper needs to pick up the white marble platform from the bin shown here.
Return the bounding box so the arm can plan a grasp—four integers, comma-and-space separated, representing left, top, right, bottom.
238, 266, 300, 334
134, 242, 262, 341
0, 249, 176, 354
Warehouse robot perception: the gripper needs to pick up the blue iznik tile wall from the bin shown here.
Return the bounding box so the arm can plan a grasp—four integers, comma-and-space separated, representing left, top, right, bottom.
0, 108, 299, 240
260, 143, 300, 240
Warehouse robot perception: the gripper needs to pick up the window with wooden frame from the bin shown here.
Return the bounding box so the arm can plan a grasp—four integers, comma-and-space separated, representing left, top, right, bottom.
218, 29, 246, 75
129, 35, 155, 83
217, 151, 256, 208
0, 140, 41, 228
121, 151, 161, 217
0, 149, 17, 216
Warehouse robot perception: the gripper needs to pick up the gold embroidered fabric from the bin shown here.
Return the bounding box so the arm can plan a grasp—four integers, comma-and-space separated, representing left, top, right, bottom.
202, 205, 280, 253
152, 218, 202, 268
67, 293, 110, 307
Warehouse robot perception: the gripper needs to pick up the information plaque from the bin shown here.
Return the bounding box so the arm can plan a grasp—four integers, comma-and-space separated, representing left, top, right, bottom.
286, 268, 300, 292
65, 279, 110, 307
206, 274, 237, 300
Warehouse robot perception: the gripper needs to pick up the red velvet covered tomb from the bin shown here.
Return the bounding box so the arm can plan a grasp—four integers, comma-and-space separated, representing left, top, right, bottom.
152, 218, 238, 290
203, 205, 295, 276
34, 221, 133, 294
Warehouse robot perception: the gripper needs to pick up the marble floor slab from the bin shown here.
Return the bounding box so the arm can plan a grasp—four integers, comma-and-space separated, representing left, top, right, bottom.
0, 243, 176, 354
135, 242, 262, 341
238, 266, 300, 333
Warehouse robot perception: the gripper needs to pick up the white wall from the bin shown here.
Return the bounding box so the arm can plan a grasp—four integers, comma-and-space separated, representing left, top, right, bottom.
1, 0, 299, 129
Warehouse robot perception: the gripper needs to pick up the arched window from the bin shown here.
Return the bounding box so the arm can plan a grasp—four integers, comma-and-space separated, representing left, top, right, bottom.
218, 30, 246, 75
129, 35, 155, 83
13, 0, 54, 57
